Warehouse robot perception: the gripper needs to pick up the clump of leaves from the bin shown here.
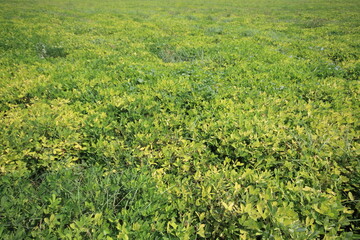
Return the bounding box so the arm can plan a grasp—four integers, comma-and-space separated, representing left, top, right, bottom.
149, 43, 204, 63
36, 43, 68, 59
302, 18, 327, 28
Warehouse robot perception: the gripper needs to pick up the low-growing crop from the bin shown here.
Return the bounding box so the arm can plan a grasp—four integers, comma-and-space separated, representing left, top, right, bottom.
0, 0, 359, 239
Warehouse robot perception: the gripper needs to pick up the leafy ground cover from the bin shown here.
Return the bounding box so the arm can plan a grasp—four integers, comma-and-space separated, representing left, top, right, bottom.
0, 0, 359, 238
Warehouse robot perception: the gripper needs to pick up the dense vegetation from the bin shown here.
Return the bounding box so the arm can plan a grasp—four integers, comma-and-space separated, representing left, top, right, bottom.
0, 0, 359, 238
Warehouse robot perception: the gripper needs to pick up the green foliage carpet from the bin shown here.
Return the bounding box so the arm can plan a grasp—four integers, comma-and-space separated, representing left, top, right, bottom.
0, 0, 359, 238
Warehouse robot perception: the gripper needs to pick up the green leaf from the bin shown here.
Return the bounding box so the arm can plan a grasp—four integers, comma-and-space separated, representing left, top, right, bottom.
197, 224, 206, 238
348, 192, 354, 201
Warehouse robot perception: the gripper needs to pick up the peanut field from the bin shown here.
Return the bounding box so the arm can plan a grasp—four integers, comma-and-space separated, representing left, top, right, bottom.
0, 0, 359, 239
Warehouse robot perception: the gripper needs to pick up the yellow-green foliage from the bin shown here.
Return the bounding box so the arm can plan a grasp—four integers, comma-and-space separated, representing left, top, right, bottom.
0, 0, 359, 239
